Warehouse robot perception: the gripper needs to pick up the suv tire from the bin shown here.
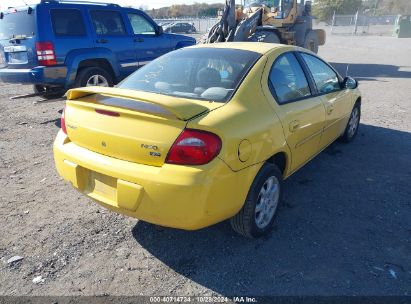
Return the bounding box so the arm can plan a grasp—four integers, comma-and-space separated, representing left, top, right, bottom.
75, 67, 114, 88
33, 85, 65, 100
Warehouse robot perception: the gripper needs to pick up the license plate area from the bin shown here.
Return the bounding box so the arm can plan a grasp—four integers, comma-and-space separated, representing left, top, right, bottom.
88, 171, 117, 201
85, 169, 144, 211
0, 51, 5, 66
7, 52, 29, 64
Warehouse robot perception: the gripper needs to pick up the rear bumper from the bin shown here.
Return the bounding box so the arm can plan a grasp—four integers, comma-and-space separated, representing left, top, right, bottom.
53, 131, 260, 230
0, 66, 67, 85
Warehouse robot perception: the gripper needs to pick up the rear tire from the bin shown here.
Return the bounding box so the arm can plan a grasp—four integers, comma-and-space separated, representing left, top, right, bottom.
230, 163, 283, 238
74, 67, 114, 88
33, 85, 65, 100
249, 30, 281, 43
304, 30, 319, 53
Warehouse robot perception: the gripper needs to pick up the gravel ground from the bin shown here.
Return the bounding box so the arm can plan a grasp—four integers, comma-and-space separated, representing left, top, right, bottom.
0, 34, 410, 297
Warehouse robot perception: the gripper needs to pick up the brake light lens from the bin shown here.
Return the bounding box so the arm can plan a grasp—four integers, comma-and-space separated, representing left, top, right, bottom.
166, 129, 222, 166
61, 107, 67, 135
36, 42, 56, 66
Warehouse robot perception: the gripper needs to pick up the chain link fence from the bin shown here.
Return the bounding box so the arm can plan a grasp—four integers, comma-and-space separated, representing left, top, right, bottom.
330, 13, 399, 36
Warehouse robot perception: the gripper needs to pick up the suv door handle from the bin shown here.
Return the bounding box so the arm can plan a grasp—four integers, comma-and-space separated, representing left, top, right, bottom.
96, 39, 108, 44
134, 38, 144, 43
289, 120, 300, 133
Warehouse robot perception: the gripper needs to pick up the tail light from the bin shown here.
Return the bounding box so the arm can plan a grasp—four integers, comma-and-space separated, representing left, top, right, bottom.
61, 107, 67, 135
36, 42, 56, 66
166, 129, 222, 166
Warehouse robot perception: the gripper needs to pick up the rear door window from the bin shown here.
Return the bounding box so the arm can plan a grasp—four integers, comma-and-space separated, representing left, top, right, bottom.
51, 9, 86, 36
90, 10, 126, 36
269, 52, 312, 104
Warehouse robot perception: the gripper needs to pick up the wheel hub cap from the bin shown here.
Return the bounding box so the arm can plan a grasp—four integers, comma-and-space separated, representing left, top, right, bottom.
348, 108, 359, 138
255, 176, 280, 229
86, 75, 109, 87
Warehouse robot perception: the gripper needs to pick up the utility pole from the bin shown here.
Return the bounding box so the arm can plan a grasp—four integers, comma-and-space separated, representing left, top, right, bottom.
353, 10, 359, 35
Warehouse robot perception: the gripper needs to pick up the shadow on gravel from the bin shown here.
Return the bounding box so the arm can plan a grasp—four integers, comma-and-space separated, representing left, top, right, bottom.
132, 124, 411, 296
331, 62, 411, 81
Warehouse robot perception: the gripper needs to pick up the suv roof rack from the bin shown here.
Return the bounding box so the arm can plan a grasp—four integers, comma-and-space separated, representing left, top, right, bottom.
40, 0, 120, 7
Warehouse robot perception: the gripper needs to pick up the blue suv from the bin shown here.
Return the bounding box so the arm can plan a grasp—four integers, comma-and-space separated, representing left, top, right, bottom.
0, 0, 196, 98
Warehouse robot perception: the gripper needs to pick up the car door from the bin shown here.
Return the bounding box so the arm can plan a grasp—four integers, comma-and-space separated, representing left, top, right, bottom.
299, 52, 353, 150
174, 23, 183, 33
264, 51, 326, 172
182, 23, 189, 33
89, 9, 136, 79
126, 12, 172, 67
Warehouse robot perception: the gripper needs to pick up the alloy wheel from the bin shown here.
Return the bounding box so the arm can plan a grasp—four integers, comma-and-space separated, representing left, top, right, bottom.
86, 74, 109, 87
255, 176, 280, 229
348, 107, 360, 138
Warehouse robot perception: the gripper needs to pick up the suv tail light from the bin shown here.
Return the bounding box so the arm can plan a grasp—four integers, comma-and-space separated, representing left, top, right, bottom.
166, 129, 222, 166
61, 107, 67, 135
36, 42, 56, 66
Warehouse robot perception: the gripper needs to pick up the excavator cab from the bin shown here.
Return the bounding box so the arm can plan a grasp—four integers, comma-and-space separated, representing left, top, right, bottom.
244, 0, 293, 17
203, 0, 325, 53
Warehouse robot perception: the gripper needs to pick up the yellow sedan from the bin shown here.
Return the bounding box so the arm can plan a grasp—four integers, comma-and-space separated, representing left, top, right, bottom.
54, 43, 361, 238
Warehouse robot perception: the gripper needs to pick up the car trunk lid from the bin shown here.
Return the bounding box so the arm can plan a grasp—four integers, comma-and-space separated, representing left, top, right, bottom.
65, 87, 222, 167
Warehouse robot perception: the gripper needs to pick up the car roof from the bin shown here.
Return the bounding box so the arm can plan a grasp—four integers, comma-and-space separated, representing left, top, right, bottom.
191, 42, 292, 55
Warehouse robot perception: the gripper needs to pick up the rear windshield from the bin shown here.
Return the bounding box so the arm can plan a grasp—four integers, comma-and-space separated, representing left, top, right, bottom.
0, 10, 35, 40
119, 48, 261, 103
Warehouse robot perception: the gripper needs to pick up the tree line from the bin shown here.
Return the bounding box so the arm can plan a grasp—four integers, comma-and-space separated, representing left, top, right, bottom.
137, 1, 411, 21
147, 3, 225, 19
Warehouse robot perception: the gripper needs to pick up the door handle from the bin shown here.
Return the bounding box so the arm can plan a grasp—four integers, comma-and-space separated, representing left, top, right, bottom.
326, 104, 334, 115
289, 120, 300, 133
96, 39, 108, 44
134, 38, 144, 43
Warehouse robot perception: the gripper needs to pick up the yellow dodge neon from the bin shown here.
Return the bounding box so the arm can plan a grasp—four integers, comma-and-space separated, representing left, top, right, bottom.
54, 42, 361, 238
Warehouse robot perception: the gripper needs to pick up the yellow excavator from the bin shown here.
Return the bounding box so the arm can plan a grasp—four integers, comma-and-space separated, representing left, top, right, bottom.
203, 0, 326, 53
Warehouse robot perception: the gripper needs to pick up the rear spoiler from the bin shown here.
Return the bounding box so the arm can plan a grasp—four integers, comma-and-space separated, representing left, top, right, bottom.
66, 87, 209, 121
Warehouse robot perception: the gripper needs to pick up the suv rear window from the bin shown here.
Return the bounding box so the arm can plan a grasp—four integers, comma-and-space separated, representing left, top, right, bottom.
51, 9, 86, 36
90, 10, 126, 36
0, 11, 35, 40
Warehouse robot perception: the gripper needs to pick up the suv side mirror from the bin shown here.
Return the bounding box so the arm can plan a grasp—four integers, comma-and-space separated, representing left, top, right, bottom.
343, 76, 358, 89
157, 26, 163, 35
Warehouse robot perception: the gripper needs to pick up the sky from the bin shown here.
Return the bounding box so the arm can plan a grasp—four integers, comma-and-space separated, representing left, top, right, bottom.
0, 0, 225, 9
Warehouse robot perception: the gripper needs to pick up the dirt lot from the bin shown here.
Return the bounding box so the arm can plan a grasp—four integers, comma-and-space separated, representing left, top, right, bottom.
1, 34, 410, 297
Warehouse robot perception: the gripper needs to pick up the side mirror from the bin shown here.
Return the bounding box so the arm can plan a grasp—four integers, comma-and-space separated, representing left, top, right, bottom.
157, 26, 163, 35
343, 76, 358, 89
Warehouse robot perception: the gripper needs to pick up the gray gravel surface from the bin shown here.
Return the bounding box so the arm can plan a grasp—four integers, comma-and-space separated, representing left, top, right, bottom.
0, 34, 410, 297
